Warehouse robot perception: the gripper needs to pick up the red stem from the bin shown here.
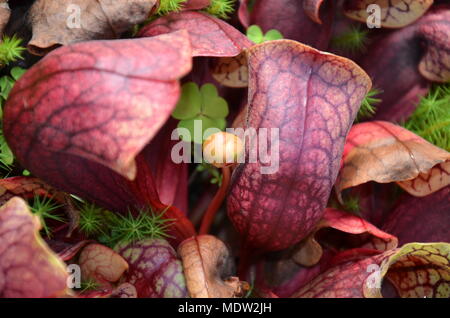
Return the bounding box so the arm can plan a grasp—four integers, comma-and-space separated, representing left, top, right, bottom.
238, 248, 251, 281
238, 247, 262, 281
199, 166, 231, 235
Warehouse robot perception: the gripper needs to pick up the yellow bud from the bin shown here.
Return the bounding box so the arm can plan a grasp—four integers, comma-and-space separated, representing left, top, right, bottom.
202, 132, 244, 168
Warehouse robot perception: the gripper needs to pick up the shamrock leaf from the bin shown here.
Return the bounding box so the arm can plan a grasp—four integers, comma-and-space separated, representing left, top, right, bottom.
0, 132, 13, 170
246, 25, 264, 44
0, 75, 14, 100
246, 25, 283, 44
172, 82, 229, 144
200, 84, 229, 118
0, 67, 27, 122
172, 82, 202, 120
10, 67, 26, 81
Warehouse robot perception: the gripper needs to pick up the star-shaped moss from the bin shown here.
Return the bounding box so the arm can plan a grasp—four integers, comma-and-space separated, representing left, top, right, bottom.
331, 25, 370, 54
405, 83, 450, 150
172, 82, 228, 144
246, 25, 283, 44
205, 0, 236, 19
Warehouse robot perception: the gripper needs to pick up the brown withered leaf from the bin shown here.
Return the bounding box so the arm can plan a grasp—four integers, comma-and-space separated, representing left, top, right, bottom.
397, 161, 449, 196
0, 177, 65, 206
291, 234, 323, 267
0, 0, 10, 38
178, 235, 249, 298
78, 243, 129, 286
344, 0, 434, 28
336, 121, 450, 198
211, 53, 249, 88
28, 0, 157, 55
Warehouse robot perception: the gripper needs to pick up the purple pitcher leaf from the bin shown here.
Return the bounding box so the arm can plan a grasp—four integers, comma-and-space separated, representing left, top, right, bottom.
227, 40, 371, 251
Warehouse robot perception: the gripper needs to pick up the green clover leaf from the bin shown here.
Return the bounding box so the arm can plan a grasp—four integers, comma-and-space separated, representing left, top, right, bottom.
0, 67, 26, 102
264, 29, 283, 41
201, 84, 229, 118
0, 76, 14, 100
246, 25, 283, 44
0, 132, 14, 170
172, 82, 201, 120
246, 25, 264, 44
172, 82, 229, 144
10, 67, 26, 81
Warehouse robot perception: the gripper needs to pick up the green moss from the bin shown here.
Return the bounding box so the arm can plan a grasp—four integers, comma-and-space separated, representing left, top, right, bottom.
0, 35, 26, 65
205, 0, 236, 19
331, 25, 369, 54
78, 278, 102, 292
329, 192, 360, 214
341, 195, 360, 213
356, 88, 382, 121
101, 208, 174, 247
30, 196, 65, 238
78, 202, 106, 237
156, 0, 187, 15
404, 84, 450, 150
